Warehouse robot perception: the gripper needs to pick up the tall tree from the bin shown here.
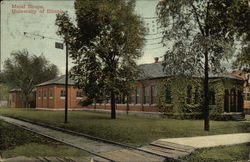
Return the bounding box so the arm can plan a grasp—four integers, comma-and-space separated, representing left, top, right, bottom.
157, 0, 249, 131
55, 0, 145, 119
233, 45, 250, 71
3, 49, 59, 107
202, 0, 250, 71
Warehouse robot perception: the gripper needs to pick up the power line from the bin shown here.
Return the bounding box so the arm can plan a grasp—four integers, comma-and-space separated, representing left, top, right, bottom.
142, 17, 158, 19
23, 32, 63, 42
145, 32, 163, 36
145, 41, 162, 46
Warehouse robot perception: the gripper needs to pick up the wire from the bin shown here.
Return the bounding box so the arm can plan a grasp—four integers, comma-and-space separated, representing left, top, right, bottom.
23, 32, 64, 42
145, 32, 163, 36
142, 17, 158, 19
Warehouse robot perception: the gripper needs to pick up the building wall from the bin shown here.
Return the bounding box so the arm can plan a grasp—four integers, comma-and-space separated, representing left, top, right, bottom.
35, 77, 244, 114
8, 92, 25, 108
243, 87, 250, 114
36, 85, 85, 109
86, 79, 162, 112
231, 72, 250, 114
36, 79, 161, 112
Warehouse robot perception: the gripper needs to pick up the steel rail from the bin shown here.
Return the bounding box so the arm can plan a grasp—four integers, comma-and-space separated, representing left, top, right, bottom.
1, 115, 186, 162
0, 117, 115, 162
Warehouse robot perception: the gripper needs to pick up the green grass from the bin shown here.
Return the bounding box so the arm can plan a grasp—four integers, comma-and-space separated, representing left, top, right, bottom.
245, 115, 250, 121
2, 143, 89, 158
0, 121, 89, 158
0, 108, 249, 146
183, 144, 250, 162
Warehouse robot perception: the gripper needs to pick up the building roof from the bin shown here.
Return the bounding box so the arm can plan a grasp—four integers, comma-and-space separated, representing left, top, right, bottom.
9, 88, 22, 93
136, 62, 244, 81
9, 88, 36, 93
36, 75, 75, 87
136, 62, 168, 80
36, 62, 243, 87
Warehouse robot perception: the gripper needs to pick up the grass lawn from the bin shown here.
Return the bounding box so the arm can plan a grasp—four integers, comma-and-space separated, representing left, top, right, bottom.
246, 115, 250, 121
0, 108, 249, 146
0, 121, 89, 158
183, 144, 250, 162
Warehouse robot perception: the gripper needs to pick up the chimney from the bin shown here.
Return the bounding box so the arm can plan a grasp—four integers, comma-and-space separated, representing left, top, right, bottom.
154, 57, 159, 63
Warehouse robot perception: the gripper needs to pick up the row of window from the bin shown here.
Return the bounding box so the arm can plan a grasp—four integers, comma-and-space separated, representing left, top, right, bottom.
99, 85, 216, 105
164, 85, 216, 105
135, 86, 157, 104
38, 89, 84, 98
101, 85, 157, 105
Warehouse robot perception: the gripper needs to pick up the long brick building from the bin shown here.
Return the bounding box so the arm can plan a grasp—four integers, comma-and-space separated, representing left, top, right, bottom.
32, 60, 247, 116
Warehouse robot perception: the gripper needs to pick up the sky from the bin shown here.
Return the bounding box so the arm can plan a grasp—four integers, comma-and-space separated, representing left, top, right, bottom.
0, 0, 166, 74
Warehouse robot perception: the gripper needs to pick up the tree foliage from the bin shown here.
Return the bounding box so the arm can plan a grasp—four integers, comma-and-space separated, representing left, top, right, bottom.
210, 0, 250, 71
3, 49, 59, 107
55, 0, 146, 119
157, 0, 249, 130
233, 45, 250, 71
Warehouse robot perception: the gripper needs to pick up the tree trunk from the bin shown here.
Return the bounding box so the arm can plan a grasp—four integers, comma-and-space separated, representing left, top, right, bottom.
111, 91, 116, 119
204, 51, 210, 131
24, 95, 29, 108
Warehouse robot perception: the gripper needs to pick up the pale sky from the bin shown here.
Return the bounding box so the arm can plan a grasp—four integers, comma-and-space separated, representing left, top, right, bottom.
0, 0, 166, 74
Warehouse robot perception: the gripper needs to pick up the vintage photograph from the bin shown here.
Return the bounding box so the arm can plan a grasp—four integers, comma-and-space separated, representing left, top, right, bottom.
0, 0, 250, 161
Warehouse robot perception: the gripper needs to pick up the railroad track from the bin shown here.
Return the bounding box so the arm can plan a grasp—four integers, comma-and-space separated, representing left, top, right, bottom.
0, 115, 187, 162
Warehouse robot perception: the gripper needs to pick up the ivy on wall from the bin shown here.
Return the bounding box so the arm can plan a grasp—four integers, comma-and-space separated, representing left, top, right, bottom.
157, 76, 244, 119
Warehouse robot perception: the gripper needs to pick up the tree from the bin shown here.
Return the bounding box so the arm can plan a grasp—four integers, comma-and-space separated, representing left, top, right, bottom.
209, 0, 250, 72
228, 1, 250, 71
55, 0, 145, 119
233, 45, 250, 71
157, 0, 249, 131
3, 49, 59, 107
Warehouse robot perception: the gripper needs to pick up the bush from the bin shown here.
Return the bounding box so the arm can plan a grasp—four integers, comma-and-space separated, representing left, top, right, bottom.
163, 112, 203, 120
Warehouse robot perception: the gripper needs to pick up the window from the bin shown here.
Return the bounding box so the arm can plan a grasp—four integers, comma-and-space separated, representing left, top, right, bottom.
12, 94, 16, 103
49, 89, 53, 98
136, 88, 141, 104
186, 85, 192, 104
245, 88, 250, 101
245, 93, 250, 101
151, 85, 157, 104
38, 91, 41, 97
143, 87, 150, 104
116, 93, 125, 104
76, 91, 83, 98
43, 89, 47, 97
209, 90, 216, 105
194, 87, 199, 104
60, 89, 66, 97
128, 92, 134, 104
165, 85, 172, 104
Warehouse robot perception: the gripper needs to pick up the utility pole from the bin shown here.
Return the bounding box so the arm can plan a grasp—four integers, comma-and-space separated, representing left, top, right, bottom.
64, 42, 68, 123
24, 32, 69, 123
